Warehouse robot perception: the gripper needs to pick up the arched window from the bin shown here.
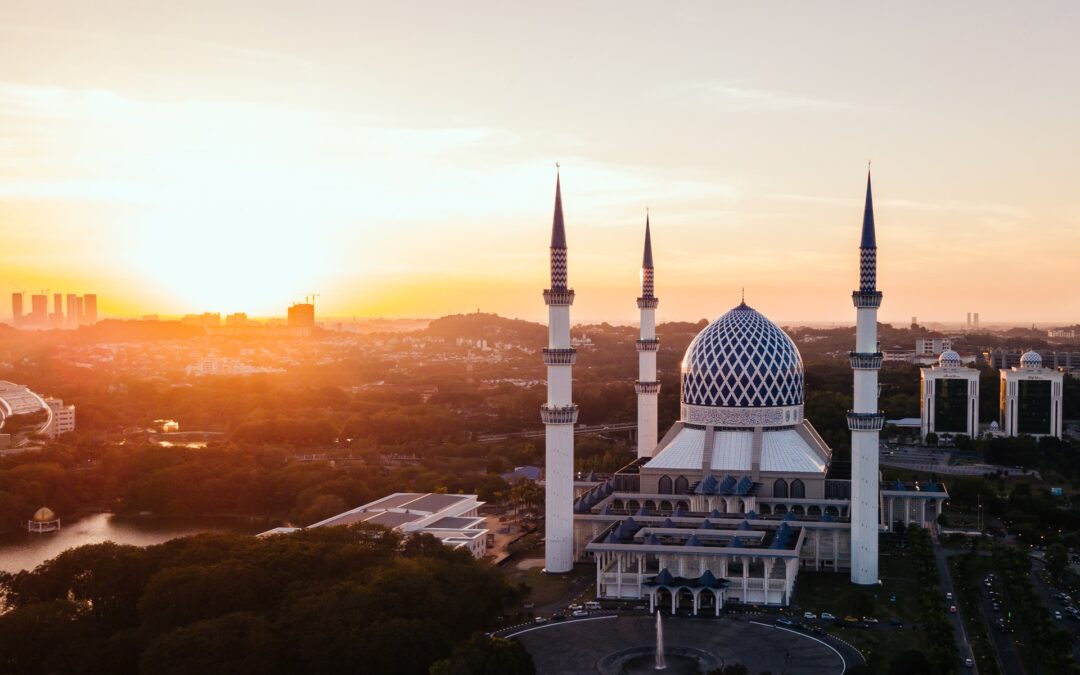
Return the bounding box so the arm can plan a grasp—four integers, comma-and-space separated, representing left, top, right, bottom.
773, 478, 788, 499
658, 475, 673, 494
674, 476, 689, 494
774, 504, 787, 515
791, 505, 804, 515
824, 506, 839, 517
807, 505, 822, 516
659, 500, 673, 513
758, 504, 772, 515
790, 479, 805, 499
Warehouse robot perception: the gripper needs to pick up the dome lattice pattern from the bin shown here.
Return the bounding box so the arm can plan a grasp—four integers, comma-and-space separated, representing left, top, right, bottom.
939, 350, 962, 368
681, 303, 804, 408
1020, 350, 1042, 368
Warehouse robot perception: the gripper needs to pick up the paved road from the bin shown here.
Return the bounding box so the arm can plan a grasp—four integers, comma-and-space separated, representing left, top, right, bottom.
934, 542, 978, 672
478, 422, 636, 443
1028, 557, 1080, 663
975, 570, 1026, 675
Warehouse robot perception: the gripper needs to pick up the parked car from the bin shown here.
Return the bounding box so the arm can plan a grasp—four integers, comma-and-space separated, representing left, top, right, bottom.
945, 592, 953, 601
964, 657, 974, 668
803, 612, 817, 620
572, 609, 588, 618
1054, 611, 1063, 620
862, 616, 879, 623
568, 603, 583, 611
552, 613, 565, 621
949, 605, 958, 614
775, 617, 794, 627
534, 616, 549, 623
585, 601, 602, 610
820, 612, 837, 621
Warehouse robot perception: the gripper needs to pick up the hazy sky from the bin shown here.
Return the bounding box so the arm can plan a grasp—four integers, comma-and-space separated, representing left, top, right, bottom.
1, 2, 1078, 325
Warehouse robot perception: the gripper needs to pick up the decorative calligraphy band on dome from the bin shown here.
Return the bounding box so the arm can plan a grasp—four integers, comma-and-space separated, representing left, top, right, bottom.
635, 381, 661, 395
637, 296, 659, 310
541, 404, 579, 425
542, 348, 577, 365
851, 291, 883, 309
849, 352, 884, 369
543, 289, 575, 306
846, 411, 884, 431
636, 338, 660, 352
682, 403, 803, 428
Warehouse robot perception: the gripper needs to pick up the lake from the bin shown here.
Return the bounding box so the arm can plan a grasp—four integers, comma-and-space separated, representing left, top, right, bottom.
0, 513, 263, 573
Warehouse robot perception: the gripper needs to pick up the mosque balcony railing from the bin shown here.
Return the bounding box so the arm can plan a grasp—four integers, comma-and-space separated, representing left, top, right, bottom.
543, 289, 576, 306
851, 291, 883, 309
636, 338, 660, 352
542, 348, 577, 365
636, 297, 659, 310
541, 404, 579, 425
635, 381, 661, 395
849, 352, 884, 369
846, 411, 885, 431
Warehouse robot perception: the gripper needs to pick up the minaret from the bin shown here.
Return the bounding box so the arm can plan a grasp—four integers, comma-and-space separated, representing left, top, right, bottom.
541, 170, 578, 573
848, 169, 884, 585
635, 214, 660, 457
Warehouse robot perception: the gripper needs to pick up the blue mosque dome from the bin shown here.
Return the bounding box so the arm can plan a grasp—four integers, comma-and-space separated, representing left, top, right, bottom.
938, 350, 962, 368
680, 303, 804, 410
1020, 350, 1042, 369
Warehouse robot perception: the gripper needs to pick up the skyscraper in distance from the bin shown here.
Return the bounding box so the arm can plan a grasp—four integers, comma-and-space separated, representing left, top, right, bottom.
83, 294, 98, 325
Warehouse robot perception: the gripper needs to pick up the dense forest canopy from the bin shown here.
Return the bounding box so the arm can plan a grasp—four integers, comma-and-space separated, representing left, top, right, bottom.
0, 526, 525, 675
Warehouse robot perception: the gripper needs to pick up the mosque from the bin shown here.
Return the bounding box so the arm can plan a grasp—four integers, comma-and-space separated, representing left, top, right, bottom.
540, 172, 949, 612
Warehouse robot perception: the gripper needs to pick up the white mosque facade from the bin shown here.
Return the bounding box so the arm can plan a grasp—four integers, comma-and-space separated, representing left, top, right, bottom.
542, 171, 948, 612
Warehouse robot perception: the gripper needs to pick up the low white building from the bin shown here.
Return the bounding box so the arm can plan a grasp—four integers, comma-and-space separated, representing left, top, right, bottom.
920, 350, 980, 439
1000, 351, 1064, 438
260, 493, 490, 558
44, 398, 76, 438
915, 338, 953, 357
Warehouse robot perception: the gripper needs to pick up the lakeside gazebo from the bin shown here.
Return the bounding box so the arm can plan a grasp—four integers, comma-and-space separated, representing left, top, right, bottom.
27, 506, 60, 533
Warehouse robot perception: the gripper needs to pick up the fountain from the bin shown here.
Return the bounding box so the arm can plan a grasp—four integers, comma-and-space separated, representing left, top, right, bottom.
594, 612, 720, 674
655, 612, 666, 670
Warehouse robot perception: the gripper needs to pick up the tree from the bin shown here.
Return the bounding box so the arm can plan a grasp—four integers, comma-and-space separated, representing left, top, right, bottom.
139, 612, 280, 675
429, 634, 535, 675
889, 648, 932, 675
1046, 543, 1068, 578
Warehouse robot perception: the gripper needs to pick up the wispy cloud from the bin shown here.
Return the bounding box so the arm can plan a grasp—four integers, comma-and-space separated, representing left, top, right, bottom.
666, 81, 859, 111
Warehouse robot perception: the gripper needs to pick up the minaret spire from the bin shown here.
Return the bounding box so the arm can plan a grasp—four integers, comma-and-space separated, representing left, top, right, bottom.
636, 212, 660, 458
541, 169, 577, 573
849, 167, 884, 586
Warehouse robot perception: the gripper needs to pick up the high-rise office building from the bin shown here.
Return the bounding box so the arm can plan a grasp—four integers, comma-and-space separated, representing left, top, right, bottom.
83, 294, 97, 325
1000, 352, 1064, 438
30, 294, 48, 327
921, 350, 980, 439
11, 293, 23, 327
66, 294, 78, 328
75, 296, 84, 327
287, 303, 315, 328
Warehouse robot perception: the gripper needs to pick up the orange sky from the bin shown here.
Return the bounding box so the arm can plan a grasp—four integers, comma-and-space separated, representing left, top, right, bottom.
1, 3, 1078, 326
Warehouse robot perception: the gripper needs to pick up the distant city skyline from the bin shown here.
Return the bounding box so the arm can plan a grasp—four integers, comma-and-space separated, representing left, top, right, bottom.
1, 3, 1078, 324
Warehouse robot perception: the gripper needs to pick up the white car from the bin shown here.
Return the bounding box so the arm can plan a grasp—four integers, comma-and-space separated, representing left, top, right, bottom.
534, 616, 549, 623
803, 612, 817, 620
820, 612, 837, 621
568, 603, 583, 611
571, 609, 588, 617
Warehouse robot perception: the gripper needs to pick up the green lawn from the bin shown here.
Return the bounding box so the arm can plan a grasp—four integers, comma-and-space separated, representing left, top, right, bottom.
791, 535, 929, 670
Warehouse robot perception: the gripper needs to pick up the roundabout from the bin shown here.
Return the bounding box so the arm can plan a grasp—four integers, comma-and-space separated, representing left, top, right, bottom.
510, 614, 850, 675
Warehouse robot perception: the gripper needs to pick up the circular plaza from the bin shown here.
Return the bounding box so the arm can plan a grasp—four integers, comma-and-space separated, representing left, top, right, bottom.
511, 614, 850, 675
